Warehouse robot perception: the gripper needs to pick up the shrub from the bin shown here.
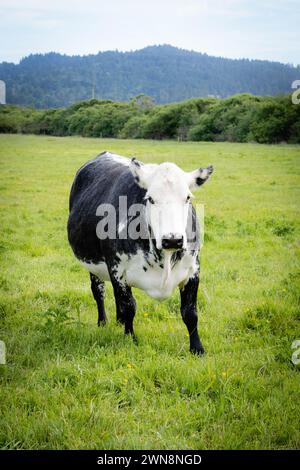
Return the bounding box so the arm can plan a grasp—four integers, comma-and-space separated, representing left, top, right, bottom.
1, 93, 299, 144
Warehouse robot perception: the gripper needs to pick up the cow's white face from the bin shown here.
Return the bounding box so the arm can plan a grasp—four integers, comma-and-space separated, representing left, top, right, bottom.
130, 159, 213, 250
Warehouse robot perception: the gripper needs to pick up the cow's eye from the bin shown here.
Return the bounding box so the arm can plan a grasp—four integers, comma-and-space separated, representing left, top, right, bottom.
186, 195, 191, 203
147, 196, 155, 204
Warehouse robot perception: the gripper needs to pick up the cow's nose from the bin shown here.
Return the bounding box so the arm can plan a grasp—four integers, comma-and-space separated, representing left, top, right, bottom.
161, 234, 184, 250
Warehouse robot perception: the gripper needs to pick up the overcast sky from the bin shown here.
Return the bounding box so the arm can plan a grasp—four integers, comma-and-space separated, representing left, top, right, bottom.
1, 0, 299, 65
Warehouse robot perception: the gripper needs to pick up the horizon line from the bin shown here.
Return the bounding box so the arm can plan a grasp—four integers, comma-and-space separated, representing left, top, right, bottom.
1, 44, 299, 68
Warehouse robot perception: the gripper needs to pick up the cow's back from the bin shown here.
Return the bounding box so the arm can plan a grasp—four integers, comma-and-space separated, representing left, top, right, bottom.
67, 152, 146, 263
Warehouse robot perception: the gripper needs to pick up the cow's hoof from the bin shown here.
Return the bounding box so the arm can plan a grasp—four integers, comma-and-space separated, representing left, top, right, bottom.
124, 331, 138, 344
190, 345, 205, 356
97, 319, 107, 327
132, 334, 138, 345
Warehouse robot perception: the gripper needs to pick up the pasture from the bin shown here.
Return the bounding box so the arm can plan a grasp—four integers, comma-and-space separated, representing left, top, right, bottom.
0, 134, 299, 449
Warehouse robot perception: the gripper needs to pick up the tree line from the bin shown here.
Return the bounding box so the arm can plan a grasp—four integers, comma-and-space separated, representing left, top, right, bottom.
0, 93, 299, 144
0, 45, 299, 108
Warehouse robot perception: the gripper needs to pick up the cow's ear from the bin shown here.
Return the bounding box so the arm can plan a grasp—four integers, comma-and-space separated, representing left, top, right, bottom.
187, 165, 214, 189
130, 158, 157, 189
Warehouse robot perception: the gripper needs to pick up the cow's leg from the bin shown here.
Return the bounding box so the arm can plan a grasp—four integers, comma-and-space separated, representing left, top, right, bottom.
180, 274, 205, 355
90, 273, 107, 326
111, 279, 136, 339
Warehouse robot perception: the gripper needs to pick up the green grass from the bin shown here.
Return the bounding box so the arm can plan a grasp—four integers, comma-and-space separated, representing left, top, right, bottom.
0, 134, 300, 450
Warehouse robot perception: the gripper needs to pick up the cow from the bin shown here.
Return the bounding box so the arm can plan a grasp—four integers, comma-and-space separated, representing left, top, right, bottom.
67, 151, 213, 354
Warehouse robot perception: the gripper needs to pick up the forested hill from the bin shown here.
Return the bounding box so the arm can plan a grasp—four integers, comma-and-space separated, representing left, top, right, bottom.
0, 45, 299, 108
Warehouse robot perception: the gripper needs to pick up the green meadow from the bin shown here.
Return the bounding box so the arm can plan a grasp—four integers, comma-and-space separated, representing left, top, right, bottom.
0, 134, 299, 449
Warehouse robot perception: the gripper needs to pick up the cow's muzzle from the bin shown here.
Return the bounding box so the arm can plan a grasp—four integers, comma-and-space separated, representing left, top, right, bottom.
161, 234, 184, 250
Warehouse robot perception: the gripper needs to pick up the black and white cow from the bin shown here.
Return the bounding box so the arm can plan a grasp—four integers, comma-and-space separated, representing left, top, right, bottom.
67, 152, 213, 354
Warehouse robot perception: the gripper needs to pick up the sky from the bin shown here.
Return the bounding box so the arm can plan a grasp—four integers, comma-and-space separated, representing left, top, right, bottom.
0, 0, 299, 65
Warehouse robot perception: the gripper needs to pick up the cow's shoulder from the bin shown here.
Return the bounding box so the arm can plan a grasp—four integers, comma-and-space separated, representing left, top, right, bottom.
69, 152, 134, 210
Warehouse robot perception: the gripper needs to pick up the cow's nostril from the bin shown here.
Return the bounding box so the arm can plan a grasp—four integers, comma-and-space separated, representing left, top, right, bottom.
161, 235, 184, 250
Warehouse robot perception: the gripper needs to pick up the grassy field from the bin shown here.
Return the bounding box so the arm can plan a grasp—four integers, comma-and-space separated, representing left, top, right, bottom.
0, 134, 299, 450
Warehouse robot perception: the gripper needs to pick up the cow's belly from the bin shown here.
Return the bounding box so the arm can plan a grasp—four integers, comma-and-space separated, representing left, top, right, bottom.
80, 251, 198, 301
127, 265, 188, 300
125, 251, 197, 300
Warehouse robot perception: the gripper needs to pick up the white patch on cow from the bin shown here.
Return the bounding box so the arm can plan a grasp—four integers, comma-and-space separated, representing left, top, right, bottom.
79, 249, 198, 301
125, 249, 198, 300
130, 159, 213, 250
80, 260, 110, 281
131, 161, 191, 249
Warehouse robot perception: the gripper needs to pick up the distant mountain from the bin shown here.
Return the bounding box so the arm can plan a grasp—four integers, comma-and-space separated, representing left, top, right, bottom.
0, 45, 299, 108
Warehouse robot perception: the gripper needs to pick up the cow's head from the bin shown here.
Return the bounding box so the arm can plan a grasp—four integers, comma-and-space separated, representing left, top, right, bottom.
130, 158, 213, 250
